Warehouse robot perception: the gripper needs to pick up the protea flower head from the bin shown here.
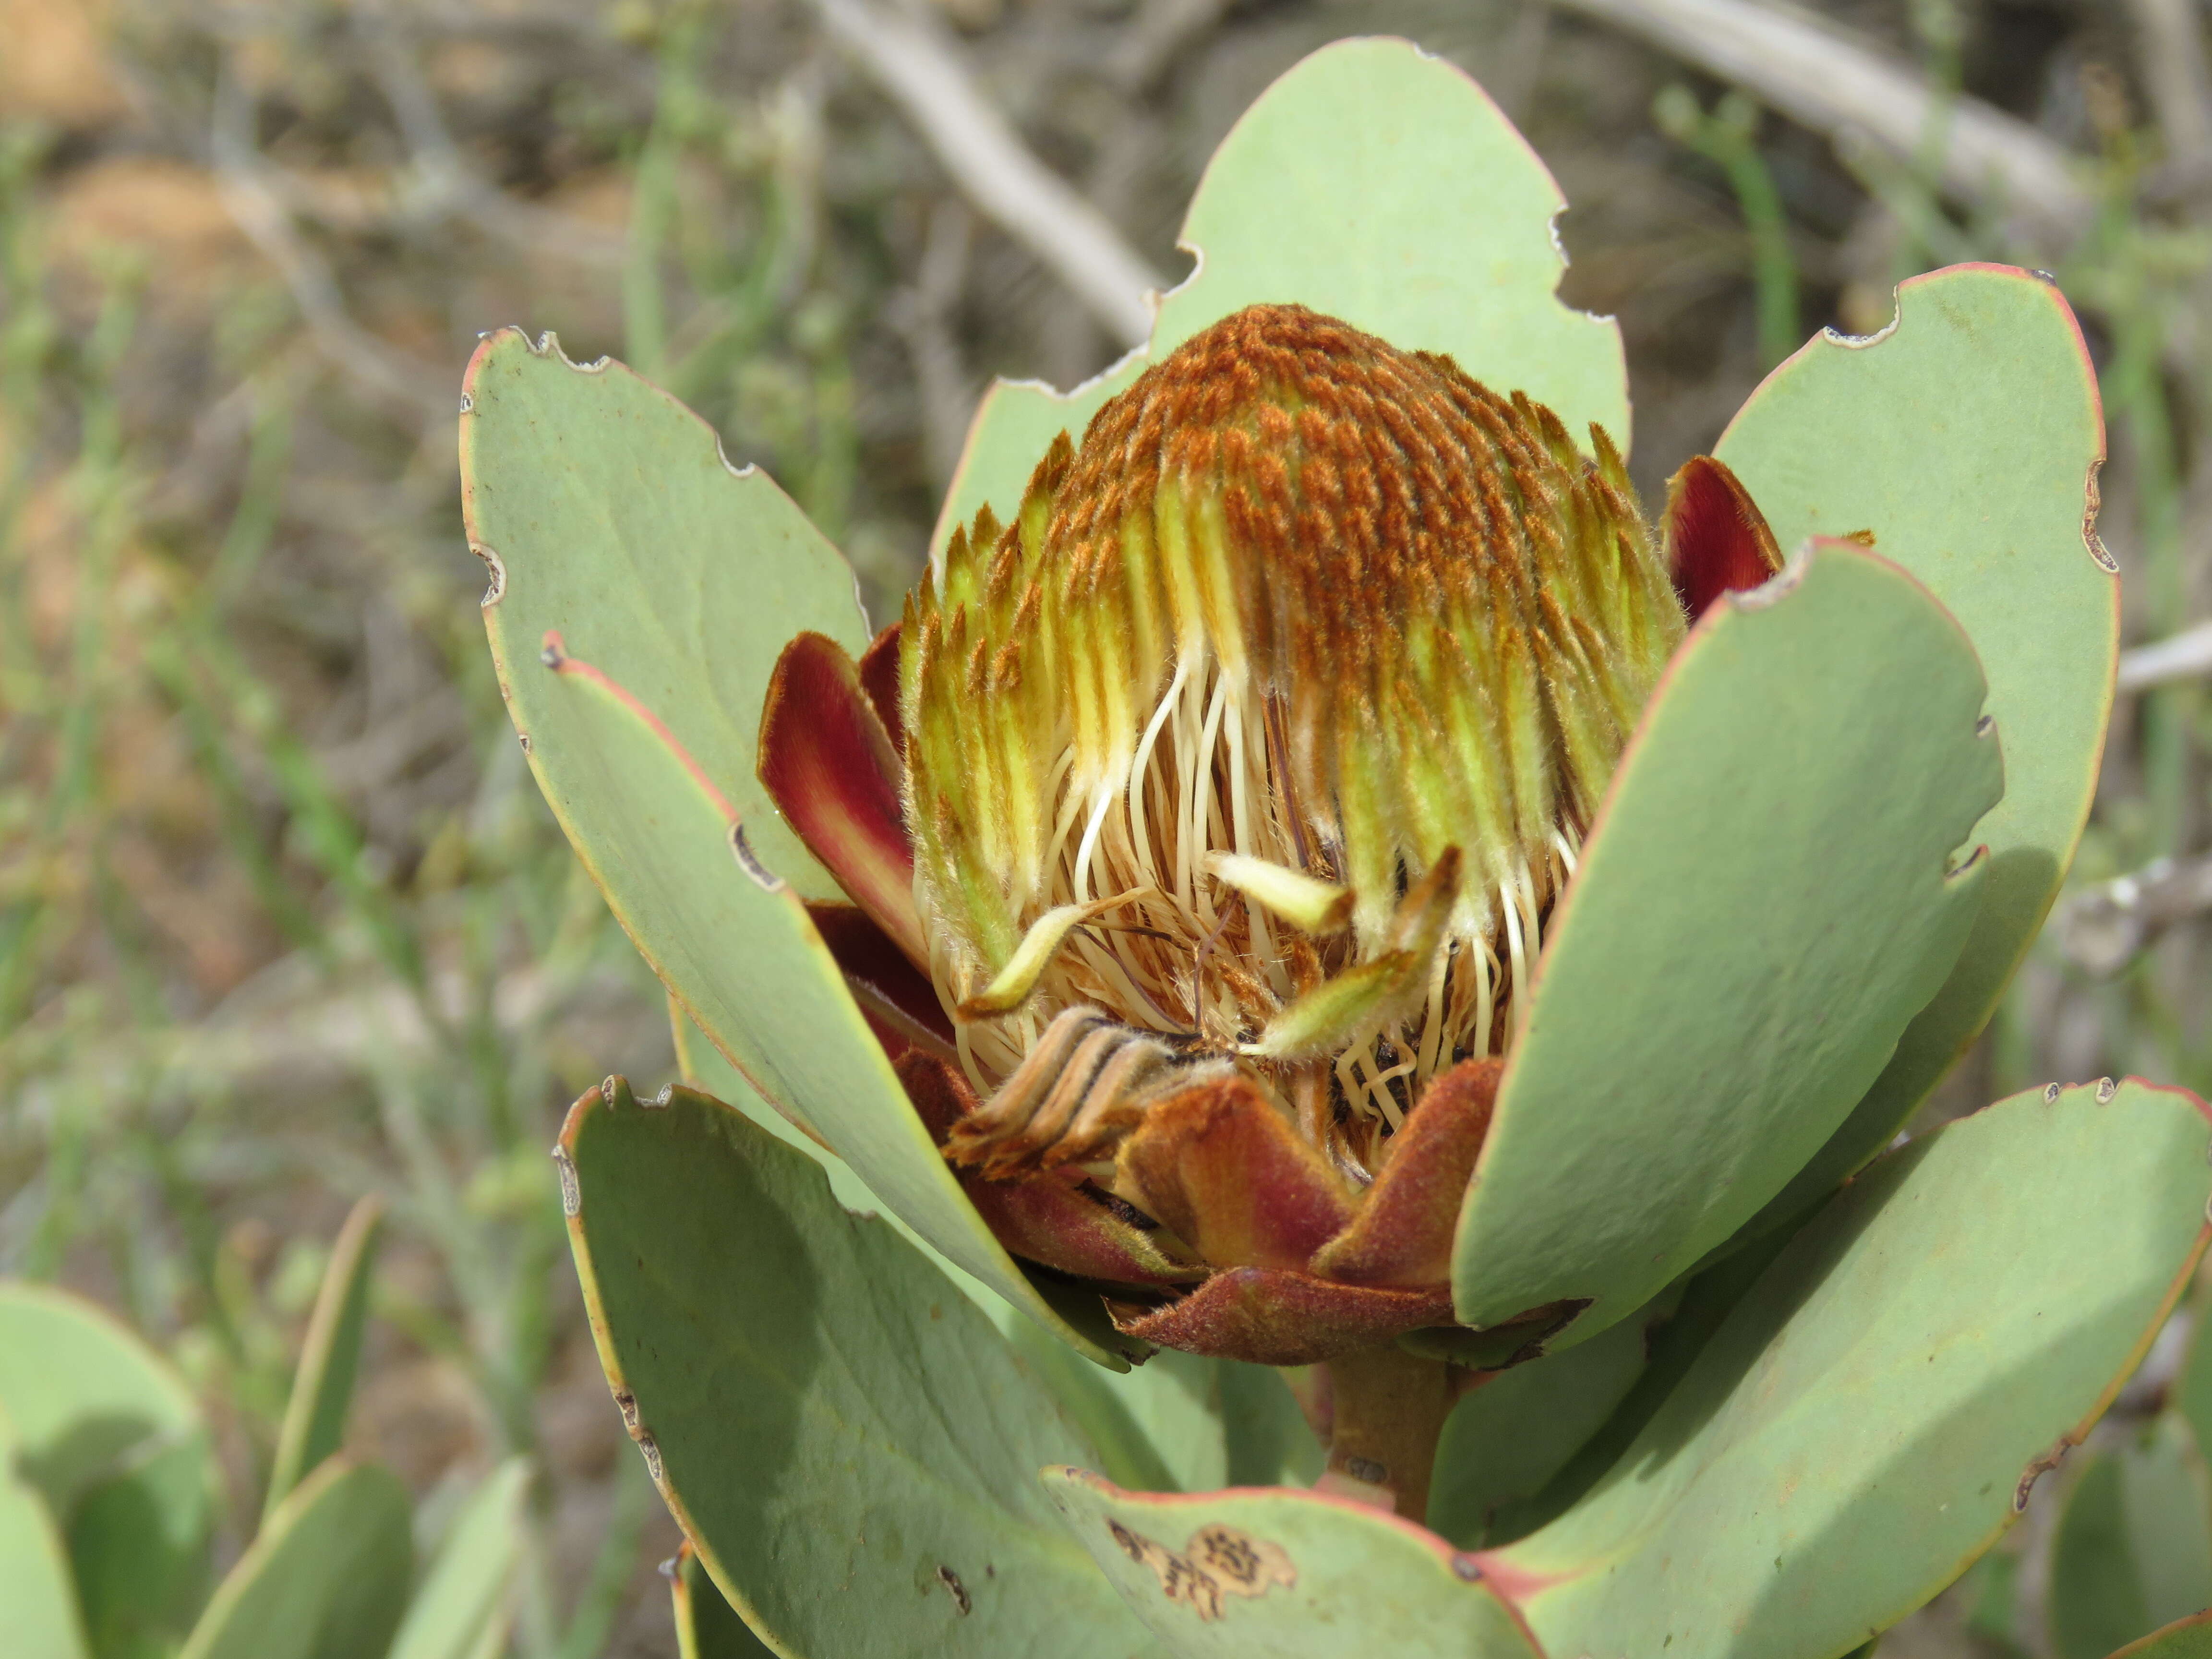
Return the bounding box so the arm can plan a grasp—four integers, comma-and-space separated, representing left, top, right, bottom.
758, 301, 1778, 1416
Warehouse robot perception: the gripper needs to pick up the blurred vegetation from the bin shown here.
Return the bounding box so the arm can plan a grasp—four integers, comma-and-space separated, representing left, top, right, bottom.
3, 0, 2212, 1653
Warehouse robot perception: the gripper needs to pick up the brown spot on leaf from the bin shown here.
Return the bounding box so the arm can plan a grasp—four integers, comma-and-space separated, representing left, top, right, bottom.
1106, 1518, 1295, 1621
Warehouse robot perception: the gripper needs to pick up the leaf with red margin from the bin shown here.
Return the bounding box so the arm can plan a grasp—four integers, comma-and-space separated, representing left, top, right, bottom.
1117, 1077, 1355, 1272
1314, 1059, 1500, 1288
758, 632, 926, 966
464, 329, 864, 905
2115, 1611, 2212, 1658
1041, 1468, 1541, 1658
1661, 455, 1783, 620
468, 331, 1136, 1365
507, 623, 1135, 1364
1489, 1080, 2212, 1659
1712, 264, 2115, 1232
1113, 1270, 1455, 1367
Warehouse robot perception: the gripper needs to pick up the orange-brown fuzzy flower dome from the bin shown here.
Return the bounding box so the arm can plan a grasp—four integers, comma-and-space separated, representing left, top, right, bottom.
901, 303, 1683, 1181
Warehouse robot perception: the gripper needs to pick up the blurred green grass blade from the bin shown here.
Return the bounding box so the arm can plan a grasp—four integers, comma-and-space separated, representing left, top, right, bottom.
671, 1544, 773, 1659
264, 1196, 385, 1522
553, 1449, 649, 1659
180, 1459, 412, 1659
2048, 1416, 2212, 1659
0, 1398, 94, 1659
387, 1457, 530, 1659
556, 1081, 1166, 1657
1955, 1547, 2029, 1657
2176, 1297, 2212, 1464
1651, 87, 1800, 370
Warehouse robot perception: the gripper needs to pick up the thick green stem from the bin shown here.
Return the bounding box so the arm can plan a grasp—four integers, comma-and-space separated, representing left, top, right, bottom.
1319, 1343, 1456, 1524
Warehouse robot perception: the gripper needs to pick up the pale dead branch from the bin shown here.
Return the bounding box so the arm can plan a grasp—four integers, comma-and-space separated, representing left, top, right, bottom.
351, 0, 629, 268
2058, 854, 2212, 976
807, 0, 1164, 348
2116, 620, 2212, 694
212, 62, 452, 424
2126, 0, 2212, 180
1551, 0, 2094, 244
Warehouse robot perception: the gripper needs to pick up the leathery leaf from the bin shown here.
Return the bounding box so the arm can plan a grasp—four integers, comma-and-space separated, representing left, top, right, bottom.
464, 332, 1128, 1366
1487, 1080, 2212, 1659
1714, 265, 2114, 1220
264, 1195, 382, 1518
557, 1080, 1168, 1659
933, 35, 1627, 562
1452, 542, 2000, 1341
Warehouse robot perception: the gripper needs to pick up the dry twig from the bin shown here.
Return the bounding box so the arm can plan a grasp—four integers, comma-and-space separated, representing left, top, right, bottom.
2058, 854, 2212, 976
2126, 0, 2212, 181
1551, 0, 2093, 243
2116, 621, 2212, 694
351, 0, 628, 268
212, 63, 452, 424
808, 0, 1164, 347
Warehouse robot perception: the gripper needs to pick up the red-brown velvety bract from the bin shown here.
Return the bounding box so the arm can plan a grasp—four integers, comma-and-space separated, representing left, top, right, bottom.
1663, 455, 1784, 619
1117, 1077, 1355, 1271
758, 632, 926, 964
804, 902, 952, 1065
1312, 1059, 1501, 1287
899, 1053, 1204, 1290
1111, 1268, 1458, 1367
856, 621, 904, 755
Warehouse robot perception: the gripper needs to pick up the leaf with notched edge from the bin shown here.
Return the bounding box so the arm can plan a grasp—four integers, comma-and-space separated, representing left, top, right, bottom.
559, 1079, 1170, 1659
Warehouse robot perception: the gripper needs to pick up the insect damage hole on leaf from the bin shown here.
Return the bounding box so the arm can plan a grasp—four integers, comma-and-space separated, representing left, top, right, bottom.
2084, 459, 2119, 572
2015, 1439, 2072, 1511
729, 824, 785, 891
470, 540, 505, 606
935, 1566, 971, 1614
